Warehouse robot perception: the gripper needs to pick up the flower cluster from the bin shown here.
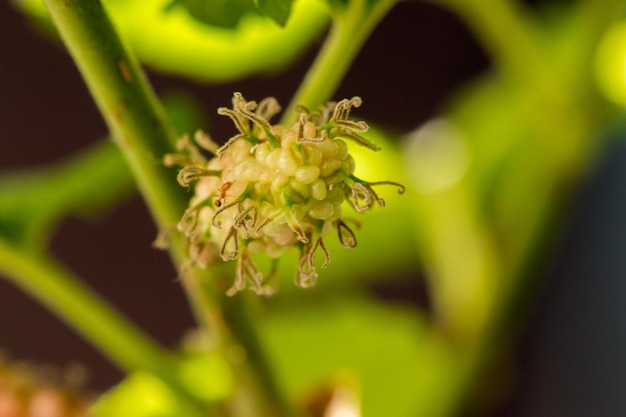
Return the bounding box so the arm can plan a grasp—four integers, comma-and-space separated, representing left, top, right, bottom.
166, 92, 403, 295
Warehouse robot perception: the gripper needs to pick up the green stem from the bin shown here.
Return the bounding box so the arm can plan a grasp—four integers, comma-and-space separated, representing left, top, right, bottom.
41, 0, 222, 360
42, 0, 183, 232
42, 0, 289, 414
0, 241, 189, 397
566, 0, 625, 82
282, 0, 398, 124
430, 1, 624, 416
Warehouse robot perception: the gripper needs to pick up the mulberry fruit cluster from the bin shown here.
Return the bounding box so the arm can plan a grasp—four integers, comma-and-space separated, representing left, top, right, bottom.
166, 92, 403, 295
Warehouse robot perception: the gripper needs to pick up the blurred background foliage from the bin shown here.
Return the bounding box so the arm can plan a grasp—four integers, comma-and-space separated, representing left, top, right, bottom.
2, 0, 626, 416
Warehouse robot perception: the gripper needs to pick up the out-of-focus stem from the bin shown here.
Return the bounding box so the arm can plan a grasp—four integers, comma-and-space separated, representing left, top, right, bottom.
282, 0, 398, 124
0, 242, 198, 403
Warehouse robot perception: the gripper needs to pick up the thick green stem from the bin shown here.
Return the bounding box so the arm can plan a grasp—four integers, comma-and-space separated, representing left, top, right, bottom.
566, 0, 624, 83
282, 0, 398, 123
41, 0, 289, 414
42, 0, 183, 232
41, 0, 223, 355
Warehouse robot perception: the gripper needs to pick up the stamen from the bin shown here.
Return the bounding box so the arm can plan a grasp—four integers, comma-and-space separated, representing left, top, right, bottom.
152, 225, 175, 249
234, 95, 272, 132
366, 184, 385, 207
336, 219, 357, 248
350, 182, 374, 212
318, 102, 335, 125
165, 135, 208, 167
335, 131, 380, 151
195, 242, 216, 269
297, 245, 318, 288
318, 238, 331, 268
177, 166, 221, 187
178, 205, 201, 234
295, 104, 310, 115
309, 237, 331, 269
164, 153, 193, 167
216, 133, 246, 156
234, 205, 258, 238
258, 259, 279, 296
220, 227, 239, 261
178, 134, 207, 162
298, 127, 327, 143
224, 92, 279, 146
297, 113, 306, 141
331, 99, 349, 122
227, 256, 247, 296
353, 179, 405, 208
243, 251, 263, 290
194, 130, 219, 154
212, 200, 242, 228
217, 107, 249, 137
368, 180, 406, 195
254, 216, 273, 235
285, 209, 309, 243
256, 97, 281, 121
226, 250, 269, 296
335, 119, 369, 132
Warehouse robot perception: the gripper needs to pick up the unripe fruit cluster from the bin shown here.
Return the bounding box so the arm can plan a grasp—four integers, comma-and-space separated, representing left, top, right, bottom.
167, 93, 403, 295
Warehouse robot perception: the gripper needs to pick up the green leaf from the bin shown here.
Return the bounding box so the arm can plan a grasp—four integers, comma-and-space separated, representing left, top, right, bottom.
165, 0, 257, 29
91, 371, 203, 417
91, 351, 236, 417
260, 296, 459, 417
14, 0, 330, 81
0, 141, 132, 249
254, 0, 294, 27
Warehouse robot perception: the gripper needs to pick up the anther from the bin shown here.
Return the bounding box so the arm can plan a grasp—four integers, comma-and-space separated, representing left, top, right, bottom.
177, 166, 221, 187
336, 219, 357, 248
220, 227, 239, 261
212, 200, 242, 228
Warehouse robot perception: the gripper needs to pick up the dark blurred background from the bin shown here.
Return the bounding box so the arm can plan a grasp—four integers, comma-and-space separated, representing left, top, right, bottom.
1, 0, 626, 416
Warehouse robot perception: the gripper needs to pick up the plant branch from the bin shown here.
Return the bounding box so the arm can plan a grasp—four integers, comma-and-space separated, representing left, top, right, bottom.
41, 0, 185, 233
566, 0, 625, 81
282, 0, 398, 124
0, 241, 192, 398
41, 1, 290, 414
40, 0, 227, 356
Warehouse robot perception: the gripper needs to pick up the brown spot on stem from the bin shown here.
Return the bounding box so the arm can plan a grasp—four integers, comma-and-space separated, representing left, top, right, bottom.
118, 60, 132, 83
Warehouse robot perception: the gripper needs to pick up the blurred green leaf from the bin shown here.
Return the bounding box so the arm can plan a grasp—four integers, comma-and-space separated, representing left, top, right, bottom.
165, 0, 257, 29
166, 0, 294, 28
259, 295, 456, 416
176, 352, 234, 402
0, 95, 204, 250
254, 0, 294, 27
91, 371, 204, 417
162, 91, 209, 137
0, 141, 133, 249
13, 0, 330, 81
